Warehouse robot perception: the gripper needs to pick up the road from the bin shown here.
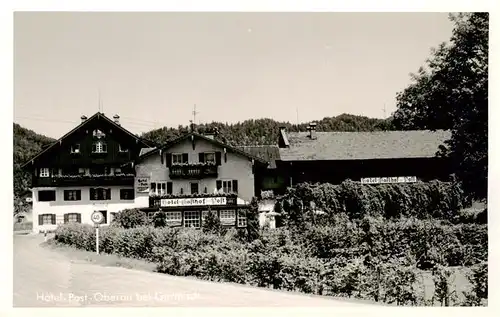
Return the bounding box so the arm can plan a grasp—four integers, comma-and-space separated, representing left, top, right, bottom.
13, 234, 368, 307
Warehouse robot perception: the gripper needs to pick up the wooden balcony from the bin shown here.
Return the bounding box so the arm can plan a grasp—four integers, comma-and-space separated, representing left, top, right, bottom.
33, 174, 135, 187
169, 163, 218, 179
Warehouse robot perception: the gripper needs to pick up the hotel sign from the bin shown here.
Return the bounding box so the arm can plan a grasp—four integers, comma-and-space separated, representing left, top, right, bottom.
160, 196, 227, 207
361, 176, 417, 184
136, 177, 150, 193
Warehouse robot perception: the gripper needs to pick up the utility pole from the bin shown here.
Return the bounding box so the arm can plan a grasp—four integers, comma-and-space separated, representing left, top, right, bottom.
192, 104, 198, 125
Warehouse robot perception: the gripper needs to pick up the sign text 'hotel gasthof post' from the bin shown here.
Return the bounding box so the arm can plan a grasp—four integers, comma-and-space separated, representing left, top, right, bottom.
360, 176, 417, 185
160, 197, 227, 208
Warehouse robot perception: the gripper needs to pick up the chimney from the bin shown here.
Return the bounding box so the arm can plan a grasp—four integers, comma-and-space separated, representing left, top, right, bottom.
309, 122, 317, 140
80, 115, 87, 124
113, 114, 120, 126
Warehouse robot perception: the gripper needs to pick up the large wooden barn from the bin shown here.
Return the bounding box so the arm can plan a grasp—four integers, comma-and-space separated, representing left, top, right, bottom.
271, 123, 452, 190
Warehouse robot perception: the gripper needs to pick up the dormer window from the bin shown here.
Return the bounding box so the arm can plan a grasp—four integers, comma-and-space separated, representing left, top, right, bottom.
92, 141, 107, 153
70, 144, 80, 154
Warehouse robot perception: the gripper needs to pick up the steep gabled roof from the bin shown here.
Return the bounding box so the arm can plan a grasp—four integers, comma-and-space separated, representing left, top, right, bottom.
138, 132, 268, 165
279, 130, 451, 161
21, 112, 155, 169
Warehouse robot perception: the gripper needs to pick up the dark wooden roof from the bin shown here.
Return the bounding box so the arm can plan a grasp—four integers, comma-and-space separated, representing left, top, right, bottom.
21, 112, 155, 169
279, 130, 451, 161
236, 145, 281, 168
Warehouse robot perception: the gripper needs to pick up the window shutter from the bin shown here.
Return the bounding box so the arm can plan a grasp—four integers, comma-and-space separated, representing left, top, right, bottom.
64, 214, 68, 223
160, 152, 164, 165
77, 190, 81, 200
51, 214, 56, 225
182, 153, 189, 163
215, 152, 222, 165
38, 215, 43, 225
63, 191, 68, 200
107, 188, 111, 200
199, 152, 205, 163
167, 182, 173, 194
166, 153, 172, 167
232, 180, 238, 193
90, 188, 95, 200
77, 213, 81, 223
216, 180, 222, 191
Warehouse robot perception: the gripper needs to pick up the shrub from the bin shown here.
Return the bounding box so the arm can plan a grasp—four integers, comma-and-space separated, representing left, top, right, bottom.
112, 208, 149, 229
153, 211, 167, 228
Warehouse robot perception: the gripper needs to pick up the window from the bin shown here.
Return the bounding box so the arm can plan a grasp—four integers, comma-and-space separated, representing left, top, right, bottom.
220, 210, 236, 226
184, 211, 200, 228
96, 210, 108, 224
167, 182, 173, 195
119, 144, 128, 152
190, 182, 199, 194
38, 190, 56, 202
64, 213, 81, 223
238, 210, 247, 227
180, 187, 184, 195
40, 214, 55, 225
92, 141, 107, 153
199, 152, 216, 164
150, 182, 168, 195
216, 180, 239, 194
90, 188, 111, 200
64, 190, 81, 201
40, 168, 50, 177
70, 144, 80, 154
172, 153, 188, 165
166, 211, 182, 226
120, 189, 135, 200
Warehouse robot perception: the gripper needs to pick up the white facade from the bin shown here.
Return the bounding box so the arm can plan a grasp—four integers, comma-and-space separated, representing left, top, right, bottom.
32, 186, 136, 233
135, 136, 257, 206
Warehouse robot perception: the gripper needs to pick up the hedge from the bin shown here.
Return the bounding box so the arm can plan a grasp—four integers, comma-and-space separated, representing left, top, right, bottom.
279, 180, 466, 222
53, 219, 487, 306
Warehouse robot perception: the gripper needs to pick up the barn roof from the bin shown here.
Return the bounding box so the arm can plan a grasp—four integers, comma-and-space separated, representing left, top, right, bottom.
236, 145, 281, 168
279, 130, 451, 161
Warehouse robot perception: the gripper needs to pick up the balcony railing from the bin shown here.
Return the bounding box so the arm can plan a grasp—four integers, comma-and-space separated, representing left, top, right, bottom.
149, 193, 238, 208
169, 163, 218, 179
34, 173, 135, 187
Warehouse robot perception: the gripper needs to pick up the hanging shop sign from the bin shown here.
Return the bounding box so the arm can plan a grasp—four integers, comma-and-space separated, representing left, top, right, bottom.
360, 176, 417, 184
136, 177, 150, 193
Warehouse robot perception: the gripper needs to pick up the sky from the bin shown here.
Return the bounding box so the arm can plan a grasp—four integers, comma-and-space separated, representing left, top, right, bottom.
14, 12, 455, 139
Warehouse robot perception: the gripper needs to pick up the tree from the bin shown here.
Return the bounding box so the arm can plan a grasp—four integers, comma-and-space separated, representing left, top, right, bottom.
246, 198, 261, 242
392, 13, 488, 201
202, 209, 222, 234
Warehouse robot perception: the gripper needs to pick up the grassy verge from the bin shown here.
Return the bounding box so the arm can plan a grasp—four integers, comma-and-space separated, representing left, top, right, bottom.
42, 238, 157, 273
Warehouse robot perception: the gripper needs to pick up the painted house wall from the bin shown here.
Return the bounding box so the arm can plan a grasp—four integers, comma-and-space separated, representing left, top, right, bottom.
32, 186, 136, 233
135, 137, 256, 204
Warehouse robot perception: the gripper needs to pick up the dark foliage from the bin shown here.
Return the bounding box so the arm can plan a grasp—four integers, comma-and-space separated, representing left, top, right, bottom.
393, 13, 488, 201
